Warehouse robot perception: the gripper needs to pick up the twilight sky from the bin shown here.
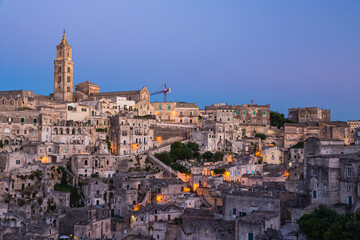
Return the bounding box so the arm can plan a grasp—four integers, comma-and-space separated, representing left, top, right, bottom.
0, 1, 359, 121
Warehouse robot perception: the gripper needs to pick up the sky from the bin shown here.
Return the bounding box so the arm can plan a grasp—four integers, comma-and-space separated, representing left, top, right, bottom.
0, 0, 359, 121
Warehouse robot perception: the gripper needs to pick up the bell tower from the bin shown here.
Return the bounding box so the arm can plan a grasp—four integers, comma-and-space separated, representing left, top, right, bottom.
54, 30, 74, 102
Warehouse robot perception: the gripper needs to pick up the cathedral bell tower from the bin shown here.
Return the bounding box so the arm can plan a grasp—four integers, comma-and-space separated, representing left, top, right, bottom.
54, 30, 74, 102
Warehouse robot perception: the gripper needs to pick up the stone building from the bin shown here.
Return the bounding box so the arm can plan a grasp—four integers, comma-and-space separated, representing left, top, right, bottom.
347, 120, 360, 144
59, 206, 111, 239
205, 101, 270, 131
0, 111, 42, 152
260, 146, 284, 164
151, 102, 177, 123
305, 152, 360, 207
284, 121, 349, 148
71, 154, 121, 178
53, 31, 74, 102
109, 113, 156, 155
235, 211, 280, 240
149, 178, 187, 203
288, 107, 330, 123
83, 179, 109, 206
151, 102, 199, 125
91, 87, 153, 116
130, 204, 182, 236
181, 208, 235, 240
302, 137, 360, 207
74, 80, 100, 97
0, 90, 35, 111
222, 191, 280, 221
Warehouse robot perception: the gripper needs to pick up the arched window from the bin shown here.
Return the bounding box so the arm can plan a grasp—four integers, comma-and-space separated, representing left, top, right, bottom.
84, 160, 88, 166
66, 128, 70, 134
72, 129, 75, 135
58, 76, 61, 83
58, 67, 61, 73
67, 76, 71, 83
67, 87, 70, 92
60, 128, 63, 134
95, 160, 98, 168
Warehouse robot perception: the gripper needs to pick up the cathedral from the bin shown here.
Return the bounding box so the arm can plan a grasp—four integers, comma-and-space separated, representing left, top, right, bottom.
0, 31, 153, 116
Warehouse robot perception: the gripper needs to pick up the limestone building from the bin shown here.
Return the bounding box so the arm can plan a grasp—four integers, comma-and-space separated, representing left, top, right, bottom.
288, 107, 330, 123
53, 31, 74, 102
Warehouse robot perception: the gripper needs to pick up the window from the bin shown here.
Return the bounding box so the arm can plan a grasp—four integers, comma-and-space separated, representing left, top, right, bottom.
189, 111, 193, 117
248, 232, 254, 240
253, 111, 256, 115
159, 105, 162, 110
236, 111, 239, 115
313, 190, 317, 199
16, 160, 20, 165
67, 87, 70, 92
81, 108, 87, 112
58, 67, 61, 73
84, 160, 88, 166
243, 111, 246, 115
312, 168, 317, 176
33, 119, 37, 126
232, 208, 236, 215
21, 118, 24, 125
263, 111, 266, 115
67, 67, 70, 73
58, 75, 61, 83
168, 105, 171, 110
346, 168, 352, 177
67, 76, 70, 83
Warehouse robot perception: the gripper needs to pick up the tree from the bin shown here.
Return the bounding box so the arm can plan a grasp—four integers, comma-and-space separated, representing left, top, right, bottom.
186, 142, 200, 152
214, 152, 224, 162
270, 111, 293, 129
212, 168, 226, 174
292, 141, 304, 148
155, 152, 173, 165
297, 205, 346, 240
202, 151, 214, 162
255, 133, 267, 140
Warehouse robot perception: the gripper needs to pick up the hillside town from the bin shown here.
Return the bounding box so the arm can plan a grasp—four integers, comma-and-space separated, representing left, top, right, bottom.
1, 33, 360, 240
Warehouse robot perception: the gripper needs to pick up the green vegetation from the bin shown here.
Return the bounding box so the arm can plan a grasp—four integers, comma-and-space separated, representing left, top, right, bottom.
96, 128, 107, 132
202, 151, 214, 162
134, 115, 156, 119
54, 166, 82, 207
292, 141, 304, 148
255, 133, 267, 140
212, 168, 226, 174
214, 152, 224, 162
155, 141, 200, 174
0, 140, 3, 148
202, 151, 224, 162
173, 216, 183, 225
270, 111, 294, 129
298, 205, 360, 240
106, 135, 111, 151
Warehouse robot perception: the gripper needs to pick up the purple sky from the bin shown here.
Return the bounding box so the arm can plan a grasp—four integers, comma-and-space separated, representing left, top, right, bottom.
0, 0, 359, 121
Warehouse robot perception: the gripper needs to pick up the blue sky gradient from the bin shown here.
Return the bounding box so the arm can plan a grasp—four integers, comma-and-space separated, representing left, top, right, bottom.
0, 0, 359, 120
